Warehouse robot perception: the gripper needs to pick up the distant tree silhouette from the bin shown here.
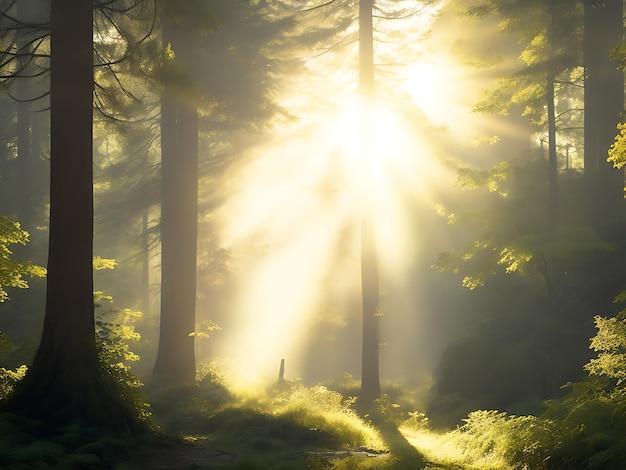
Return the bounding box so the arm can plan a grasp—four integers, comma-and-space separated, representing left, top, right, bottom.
152, 0, 199, 383
358, 0, 381, 405
583, 0, 624, 223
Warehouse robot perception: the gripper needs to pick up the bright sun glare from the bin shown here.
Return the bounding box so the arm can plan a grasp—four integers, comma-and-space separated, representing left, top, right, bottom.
403, 61, 444, 120
214, 92, 452, 385
211, 3, 464, 385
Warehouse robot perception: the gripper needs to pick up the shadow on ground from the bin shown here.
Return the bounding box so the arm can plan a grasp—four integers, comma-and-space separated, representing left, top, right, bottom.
370, 412, 428, 469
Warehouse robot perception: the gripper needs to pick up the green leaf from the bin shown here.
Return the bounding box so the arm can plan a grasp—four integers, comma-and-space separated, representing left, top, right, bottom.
93, 256, 117, 271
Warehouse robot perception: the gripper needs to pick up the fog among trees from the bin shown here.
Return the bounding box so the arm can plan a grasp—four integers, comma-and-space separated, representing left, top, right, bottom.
1, 0, 626, 468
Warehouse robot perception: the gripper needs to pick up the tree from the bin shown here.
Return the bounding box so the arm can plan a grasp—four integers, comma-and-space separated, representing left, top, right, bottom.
291, 0, 437, 403
584, 0, 624, 224
7, 0, 138, 431
358, 0, 381, 404
0, 0, 50, 231
464, 0, 582, 223
152, 0, 200, 383
151, 0, 296, 383
14, 0, 49, 232
431, 0, 626, 412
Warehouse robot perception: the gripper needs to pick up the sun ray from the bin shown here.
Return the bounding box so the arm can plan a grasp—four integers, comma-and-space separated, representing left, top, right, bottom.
205, 4, 481, 385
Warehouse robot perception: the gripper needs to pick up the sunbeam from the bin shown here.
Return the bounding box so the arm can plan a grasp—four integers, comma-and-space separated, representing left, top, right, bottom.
212, 87, 453, 384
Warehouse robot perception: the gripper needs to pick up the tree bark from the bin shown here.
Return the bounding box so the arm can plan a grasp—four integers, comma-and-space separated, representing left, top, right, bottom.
26, 0, 97, 407
153, 4, 198, 384
8, 0, 136, 432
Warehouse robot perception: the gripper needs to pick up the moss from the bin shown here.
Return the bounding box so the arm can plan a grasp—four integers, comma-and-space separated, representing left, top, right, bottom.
74, 441, 110, 458
11, 440, 67, 465
61, 452, 104, 467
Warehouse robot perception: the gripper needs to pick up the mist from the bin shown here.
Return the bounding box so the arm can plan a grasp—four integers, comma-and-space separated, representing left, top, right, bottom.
1, 0, 625, 468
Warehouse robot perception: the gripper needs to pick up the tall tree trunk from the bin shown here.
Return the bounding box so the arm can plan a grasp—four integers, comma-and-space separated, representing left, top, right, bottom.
141, 209, 150, 316
9, 0, 136, 432
584, 0, 625, 223
14, 0, 49, 239
153, 6, 198, 384
547, 72, 558, 223
358, 0, 381, 404
16, 83, 33, 229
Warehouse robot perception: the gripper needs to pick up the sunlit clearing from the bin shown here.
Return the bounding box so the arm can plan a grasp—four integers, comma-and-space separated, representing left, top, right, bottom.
401, 427, 512, 469
194, 374, 386, 453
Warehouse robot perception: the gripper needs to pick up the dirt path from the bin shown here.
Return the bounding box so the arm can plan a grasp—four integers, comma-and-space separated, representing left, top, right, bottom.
127, 441, 234, 469
127, 442, 390, 469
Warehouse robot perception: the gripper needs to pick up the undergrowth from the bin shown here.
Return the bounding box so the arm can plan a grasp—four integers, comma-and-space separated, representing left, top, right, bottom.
1, 298, 626, 468
158, 369, 389, 467
0, 412, 139, 469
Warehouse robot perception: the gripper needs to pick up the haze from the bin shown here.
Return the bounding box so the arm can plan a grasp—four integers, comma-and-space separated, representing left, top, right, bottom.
1, 0, 625, 468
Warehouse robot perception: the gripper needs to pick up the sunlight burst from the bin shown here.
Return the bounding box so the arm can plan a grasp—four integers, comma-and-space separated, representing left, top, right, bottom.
213, 90, 451, 383
208, 1, 461, 384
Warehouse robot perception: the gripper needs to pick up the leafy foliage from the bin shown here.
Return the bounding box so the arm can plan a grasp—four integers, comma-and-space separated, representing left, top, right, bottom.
434, 158, 612, 293
585, 295, 626, 387
608, 122, 626, 170
188, 319, 221, 339
0, 216, 46, 302
92, 256, 117, 271
0, 365, 27, 401
444, 409, 558, 469
95, 297, 150, 422
462, 0, 583, 127
0, 331, 14, 356
428, 295, 626, 469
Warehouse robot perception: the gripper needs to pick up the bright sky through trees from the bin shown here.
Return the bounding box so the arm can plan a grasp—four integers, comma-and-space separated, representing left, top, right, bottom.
210, 1, 477, 385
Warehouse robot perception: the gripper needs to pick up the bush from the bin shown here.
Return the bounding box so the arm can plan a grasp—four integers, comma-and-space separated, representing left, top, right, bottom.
0, 365, 27, 401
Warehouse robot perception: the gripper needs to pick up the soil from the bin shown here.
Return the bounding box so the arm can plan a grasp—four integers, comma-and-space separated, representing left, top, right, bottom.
127, 441, 234, 469
127, 441, 389, 469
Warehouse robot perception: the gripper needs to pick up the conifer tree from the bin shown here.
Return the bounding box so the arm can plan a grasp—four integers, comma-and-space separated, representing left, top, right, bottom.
152, 0, 200, 383
7, 0, 140, 432
358, 0, 381, 405
584, 0, 624, 223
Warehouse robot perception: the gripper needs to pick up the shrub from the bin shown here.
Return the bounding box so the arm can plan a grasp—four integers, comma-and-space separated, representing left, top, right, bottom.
0, 365, 27, 401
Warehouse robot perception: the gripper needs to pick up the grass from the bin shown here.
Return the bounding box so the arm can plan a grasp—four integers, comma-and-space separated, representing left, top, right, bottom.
160, 377, 391, 469
0, 365, 537, 469
4, 362, 626, 469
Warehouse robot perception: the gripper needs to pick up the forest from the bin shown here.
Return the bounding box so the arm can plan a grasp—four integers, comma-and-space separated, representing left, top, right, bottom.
1, 0, 626, 468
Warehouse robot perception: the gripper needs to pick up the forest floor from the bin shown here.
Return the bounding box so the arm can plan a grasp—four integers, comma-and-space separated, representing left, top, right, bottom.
126, 438, 423, 469
122, 419, 466, 469
127, 440, 398, 469
128, 439, 235, 469
0, 376, 497, 469
118, 378, 478, 469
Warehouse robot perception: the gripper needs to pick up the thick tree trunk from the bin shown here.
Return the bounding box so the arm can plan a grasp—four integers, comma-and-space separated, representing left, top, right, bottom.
153, 6, 198, 384
584, 0, 625, 222
358, 0, 381, 404
25, 0, 97, 404
8, 0, 135, 431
